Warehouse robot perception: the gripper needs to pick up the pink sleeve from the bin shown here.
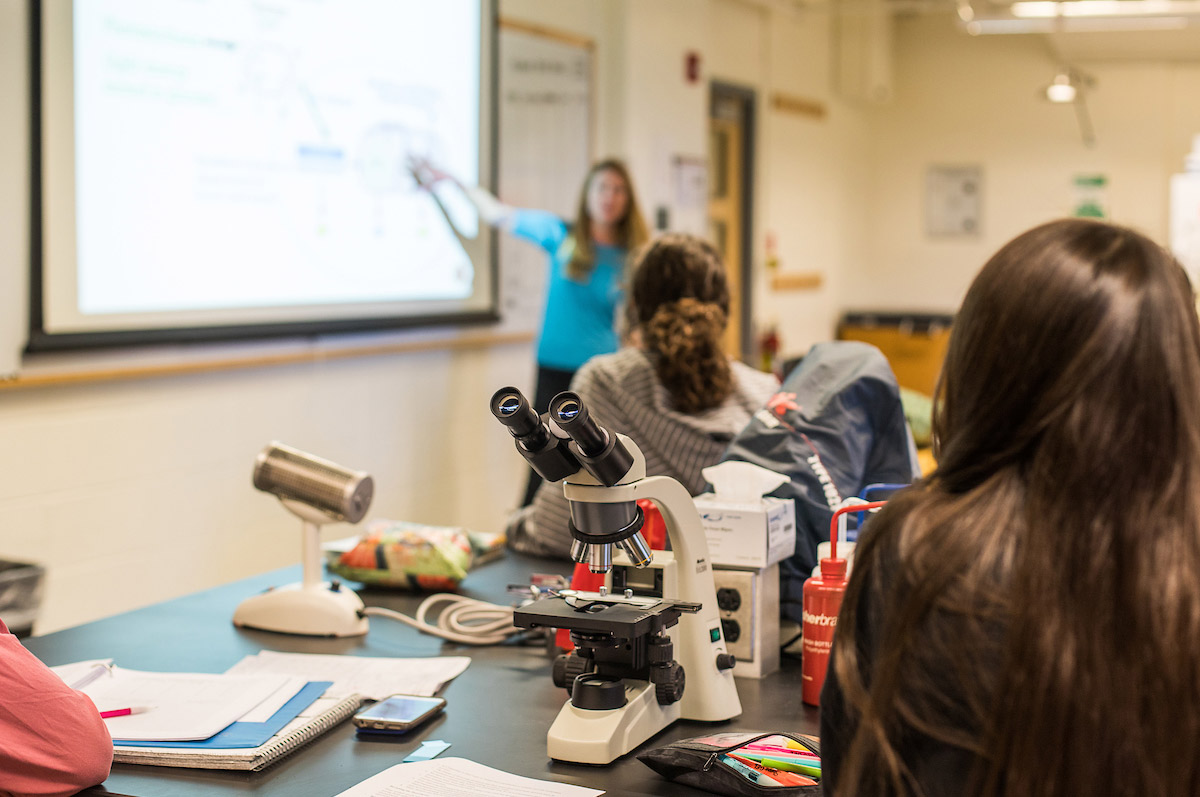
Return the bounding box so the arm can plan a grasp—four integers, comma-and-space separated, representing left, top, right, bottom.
0, 629, 113, 797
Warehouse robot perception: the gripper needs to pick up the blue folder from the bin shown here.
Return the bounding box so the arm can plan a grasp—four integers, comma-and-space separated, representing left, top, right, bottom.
113, 680, 332, 749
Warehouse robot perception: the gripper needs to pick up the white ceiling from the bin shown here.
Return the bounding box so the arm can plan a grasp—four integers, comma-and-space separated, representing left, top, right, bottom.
1040, 27, 1200, 59
930, 0, 1200, 59
792, 0, 1200, 60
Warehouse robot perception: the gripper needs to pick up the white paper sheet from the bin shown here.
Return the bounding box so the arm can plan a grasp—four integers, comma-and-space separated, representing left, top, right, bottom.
69, 667, 294, 741
334, 758, 604, 797
233, 676, 308, 723
225, 651, 470, 700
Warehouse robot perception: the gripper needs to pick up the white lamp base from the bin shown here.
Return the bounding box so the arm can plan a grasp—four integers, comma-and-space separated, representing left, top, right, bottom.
232, 582, 369, 637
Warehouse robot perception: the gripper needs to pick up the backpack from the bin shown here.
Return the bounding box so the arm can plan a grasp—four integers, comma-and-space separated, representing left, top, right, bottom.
719, 341, 920, 622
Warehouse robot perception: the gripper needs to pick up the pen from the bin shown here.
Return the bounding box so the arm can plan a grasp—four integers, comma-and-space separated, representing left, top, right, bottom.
99, 706, 153, 719
718, 754, 785, 787
70, 662, 113, 690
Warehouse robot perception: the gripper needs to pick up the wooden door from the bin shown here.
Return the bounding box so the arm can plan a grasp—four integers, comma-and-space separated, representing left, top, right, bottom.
709, 86, 753, 360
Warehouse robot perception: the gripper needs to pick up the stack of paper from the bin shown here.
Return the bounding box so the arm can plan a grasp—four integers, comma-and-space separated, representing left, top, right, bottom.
49, 660, 344, 770
224, 650, 471, 700
50, 651, 472, 771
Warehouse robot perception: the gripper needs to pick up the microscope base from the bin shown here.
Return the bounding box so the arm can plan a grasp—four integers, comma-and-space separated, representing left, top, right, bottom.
233, 582, 369, 637
548, 680, 681, 765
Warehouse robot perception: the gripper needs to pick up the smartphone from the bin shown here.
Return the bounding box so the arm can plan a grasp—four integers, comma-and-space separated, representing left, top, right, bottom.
352, 694, 446, 734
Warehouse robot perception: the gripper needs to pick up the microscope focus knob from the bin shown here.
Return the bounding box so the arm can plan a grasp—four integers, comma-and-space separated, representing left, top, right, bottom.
647, 634, 674, 665
715, 653, 737, 671
652, 662, 686, 705
552, 654, 592, 693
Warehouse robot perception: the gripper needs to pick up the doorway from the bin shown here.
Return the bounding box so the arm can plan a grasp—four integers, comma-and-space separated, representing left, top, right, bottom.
709, 82, 756, 361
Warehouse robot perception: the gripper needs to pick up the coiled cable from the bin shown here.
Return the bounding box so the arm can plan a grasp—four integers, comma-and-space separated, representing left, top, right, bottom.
362, 594, 520, 646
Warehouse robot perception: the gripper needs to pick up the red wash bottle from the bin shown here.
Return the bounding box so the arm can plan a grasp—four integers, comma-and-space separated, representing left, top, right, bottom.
801, 501, 885, 705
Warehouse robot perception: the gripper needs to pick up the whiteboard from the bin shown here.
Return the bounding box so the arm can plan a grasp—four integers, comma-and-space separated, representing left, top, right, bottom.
495, 20, 594, 334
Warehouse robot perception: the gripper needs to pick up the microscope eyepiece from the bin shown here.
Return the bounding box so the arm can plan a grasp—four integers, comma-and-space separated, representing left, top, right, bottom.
495, 393, 522, 416
549, 391, 608, 456
490, 386, 546, 442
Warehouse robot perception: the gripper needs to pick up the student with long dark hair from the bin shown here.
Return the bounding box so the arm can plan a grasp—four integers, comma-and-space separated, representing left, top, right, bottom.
413, 158, 649, 505
819, 218, 1200, 795
506, 233, 778, 558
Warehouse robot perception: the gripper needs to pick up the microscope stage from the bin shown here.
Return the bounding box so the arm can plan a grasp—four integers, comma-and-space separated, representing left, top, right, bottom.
513, 595, 681, 639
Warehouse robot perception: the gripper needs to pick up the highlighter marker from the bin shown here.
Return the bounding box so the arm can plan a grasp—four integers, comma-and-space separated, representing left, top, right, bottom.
755, 735, 812, 752
719, 754, 785, 787
735, 750, 821, 775
741, 742, 821, 759
99, 706, 154, 719
728, 753, 818, 786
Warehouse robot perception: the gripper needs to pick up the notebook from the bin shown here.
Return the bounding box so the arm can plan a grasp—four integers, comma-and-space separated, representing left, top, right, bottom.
114, 680, 330, 750
111, 691, 363, 771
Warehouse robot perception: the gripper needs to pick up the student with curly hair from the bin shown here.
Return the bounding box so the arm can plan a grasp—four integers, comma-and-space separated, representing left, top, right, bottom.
506, 233, 778, 558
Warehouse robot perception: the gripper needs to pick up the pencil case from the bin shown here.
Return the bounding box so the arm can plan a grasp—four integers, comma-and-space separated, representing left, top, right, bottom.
638, 731, 821, 795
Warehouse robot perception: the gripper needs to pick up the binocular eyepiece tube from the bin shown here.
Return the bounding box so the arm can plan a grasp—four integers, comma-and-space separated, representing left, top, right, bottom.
548, 392, 608, 457
489, 386, 579, 484
491, 387, 549, 446
491, 385, 654, 575
549, 391, 635, 487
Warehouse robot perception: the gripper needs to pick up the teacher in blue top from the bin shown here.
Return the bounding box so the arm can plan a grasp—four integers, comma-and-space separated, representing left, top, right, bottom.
413, 158, 650, 506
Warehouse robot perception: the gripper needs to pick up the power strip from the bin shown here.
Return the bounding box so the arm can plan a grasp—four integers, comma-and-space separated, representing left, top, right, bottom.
712, 564, 779, 679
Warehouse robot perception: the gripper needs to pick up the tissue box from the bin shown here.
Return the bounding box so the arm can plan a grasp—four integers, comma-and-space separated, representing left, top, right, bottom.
693, 494, 795, 569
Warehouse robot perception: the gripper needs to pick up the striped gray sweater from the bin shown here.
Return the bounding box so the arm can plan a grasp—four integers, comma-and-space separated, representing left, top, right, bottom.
506, 347, 780, 559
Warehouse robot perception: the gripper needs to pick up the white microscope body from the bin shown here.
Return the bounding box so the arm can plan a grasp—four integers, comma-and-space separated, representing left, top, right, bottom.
494, 386, 740, 766
543, 455, 743, 764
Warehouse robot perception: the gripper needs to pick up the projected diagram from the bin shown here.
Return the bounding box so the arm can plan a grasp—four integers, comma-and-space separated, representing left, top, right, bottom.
73, 0, 482, 316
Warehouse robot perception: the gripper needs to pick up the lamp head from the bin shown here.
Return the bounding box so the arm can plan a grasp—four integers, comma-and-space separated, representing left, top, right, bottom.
252, 442, 373, 524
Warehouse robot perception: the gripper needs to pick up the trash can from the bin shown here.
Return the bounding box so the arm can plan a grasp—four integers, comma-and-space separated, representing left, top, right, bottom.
0, 560, 45, 639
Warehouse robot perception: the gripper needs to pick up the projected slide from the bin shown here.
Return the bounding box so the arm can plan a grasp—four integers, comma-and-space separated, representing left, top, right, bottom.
70, 0, 482, 317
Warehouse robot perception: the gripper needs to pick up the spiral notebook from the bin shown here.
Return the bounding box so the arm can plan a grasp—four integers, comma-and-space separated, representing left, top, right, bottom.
111, 691, 362, 771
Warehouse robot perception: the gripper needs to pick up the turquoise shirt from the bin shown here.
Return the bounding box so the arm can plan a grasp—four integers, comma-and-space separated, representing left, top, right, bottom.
510, 209, 626, 371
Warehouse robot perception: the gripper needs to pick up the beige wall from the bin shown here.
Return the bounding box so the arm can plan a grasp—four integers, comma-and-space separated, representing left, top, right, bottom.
852, 14, 1200, 312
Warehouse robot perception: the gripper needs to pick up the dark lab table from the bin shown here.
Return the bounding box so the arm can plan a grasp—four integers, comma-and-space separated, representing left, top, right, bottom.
23, 554, 818, 796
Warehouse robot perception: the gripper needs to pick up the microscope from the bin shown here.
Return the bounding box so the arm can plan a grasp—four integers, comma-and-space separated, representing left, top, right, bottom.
491, 387, 741, 765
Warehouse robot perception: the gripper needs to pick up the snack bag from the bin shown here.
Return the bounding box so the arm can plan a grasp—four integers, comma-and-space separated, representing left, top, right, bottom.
329, 520, 484, 591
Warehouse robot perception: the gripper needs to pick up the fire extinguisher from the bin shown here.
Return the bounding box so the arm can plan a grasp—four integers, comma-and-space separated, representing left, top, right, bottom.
801, 500, 886, 705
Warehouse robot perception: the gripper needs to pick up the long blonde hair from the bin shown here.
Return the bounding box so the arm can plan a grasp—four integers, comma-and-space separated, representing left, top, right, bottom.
566, 159, 649, 281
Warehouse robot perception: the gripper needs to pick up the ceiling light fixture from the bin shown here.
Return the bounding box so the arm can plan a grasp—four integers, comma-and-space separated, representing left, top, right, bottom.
1010, 0, 1200, 17
1040, 66, 1097, 146
961, 0, 1200, 33
1045, 72, 1077, 102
